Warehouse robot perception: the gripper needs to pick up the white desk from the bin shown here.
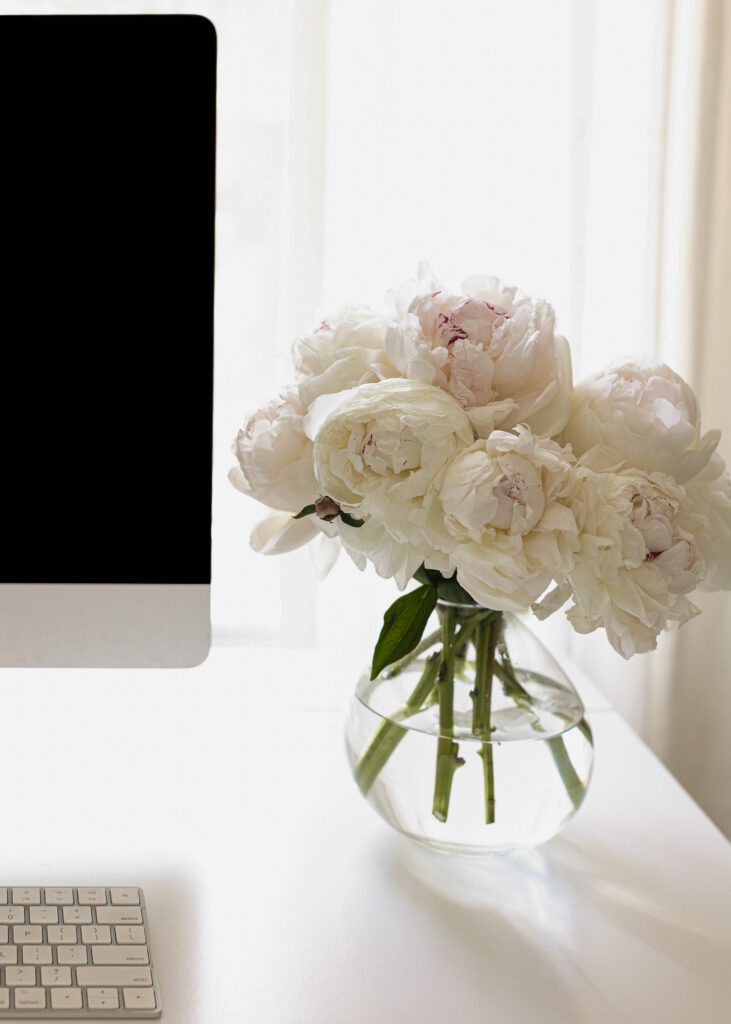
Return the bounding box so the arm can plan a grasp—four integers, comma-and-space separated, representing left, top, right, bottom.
1, 647, 729, 1023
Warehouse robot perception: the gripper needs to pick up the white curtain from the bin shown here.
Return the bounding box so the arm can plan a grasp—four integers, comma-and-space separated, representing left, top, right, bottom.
32, 0, 725, 831
648, 0, 731, 835
15, 0, 727, 834
563, 0, 731, 836
218, 0, 731, 833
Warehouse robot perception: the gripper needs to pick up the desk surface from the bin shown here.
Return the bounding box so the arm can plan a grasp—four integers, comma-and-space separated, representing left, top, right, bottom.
0, 647, 729, 1024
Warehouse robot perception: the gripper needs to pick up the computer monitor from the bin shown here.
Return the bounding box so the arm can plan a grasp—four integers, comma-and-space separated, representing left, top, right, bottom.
0, 14, 216, 666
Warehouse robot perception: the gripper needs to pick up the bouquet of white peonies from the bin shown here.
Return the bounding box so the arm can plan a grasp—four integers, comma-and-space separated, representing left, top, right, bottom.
231, 263, 731, 662
231, 264, 731, 834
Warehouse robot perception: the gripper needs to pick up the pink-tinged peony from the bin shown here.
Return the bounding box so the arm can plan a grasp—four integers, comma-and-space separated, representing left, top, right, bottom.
230, 389, 334, 559
384, 267, 572, 438
536, 468, 711, 658
561, 361, 720, 485
439, 427, 579, 611
230, 389, 317, 513
292, 304, 397, 406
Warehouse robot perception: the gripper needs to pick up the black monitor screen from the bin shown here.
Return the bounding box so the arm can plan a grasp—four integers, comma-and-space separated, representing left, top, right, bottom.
0, 14, 216, 584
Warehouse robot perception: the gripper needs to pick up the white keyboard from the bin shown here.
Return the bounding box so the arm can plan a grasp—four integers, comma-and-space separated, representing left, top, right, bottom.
0, 887, 161, 1018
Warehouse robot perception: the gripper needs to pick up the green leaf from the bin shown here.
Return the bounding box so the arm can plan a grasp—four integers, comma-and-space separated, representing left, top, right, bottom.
292, 504, 317, 520
371, 584, 438, 680
338, 510, 365, 528
413, 565, 478, 606
414, 564, 440, 587
435, 575, 478, 605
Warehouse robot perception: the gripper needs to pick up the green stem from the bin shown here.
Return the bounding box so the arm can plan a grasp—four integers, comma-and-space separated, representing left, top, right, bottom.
472, 614, 499, 823
496, 640, 531, 703
454, 609, 493, 656
576, 716, 592, 744
547, 735, 585, 811
472, 614, 498, 735
498, 642, 593, 811
432, 606, 464, 822
547, 715, 593, 811
355, 653, 440, 795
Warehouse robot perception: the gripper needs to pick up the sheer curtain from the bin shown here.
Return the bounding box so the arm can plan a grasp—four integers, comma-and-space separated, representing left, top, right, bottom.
59, 0, 720, 832
648, 0, 731, 836
21, 0, 726, 833
13, 0, 725, 830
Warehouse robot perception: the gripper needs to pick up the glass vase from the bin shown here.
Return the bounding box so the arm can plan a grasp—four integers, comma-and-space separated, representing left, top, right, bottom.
345, 602, 594, 855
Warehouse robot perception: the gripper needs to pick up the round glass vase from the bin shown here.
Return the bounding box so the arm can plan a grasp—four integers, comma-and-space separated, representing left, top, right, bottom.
345, 602, 594, 855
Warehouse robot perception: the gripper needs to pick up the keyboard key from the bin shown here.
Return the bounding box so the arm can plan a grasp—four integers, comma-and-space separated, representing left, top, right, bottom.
93, 944, 149, 965
22, 944, 52, 965
96, 906, 143, 925
0, 885, 159, 1016
77, 887, 107, 905
124, 987, 157, 1010
47, 925, 78, 945
81, 924, 112, 944
110, 887, 140, 905
57, 945, 87, 966
76, 965, 152, 987
51, 987, 83, 1010
13, 986, 45, 1010
41, 965, 72, 986
29, 906, 59, 925
6, 966, 36, 986
44, 887, 74, 905
63, 905, 92, 924
0, 907, 24, 924
88, 987, 119, 1010
12, 888, 40, 905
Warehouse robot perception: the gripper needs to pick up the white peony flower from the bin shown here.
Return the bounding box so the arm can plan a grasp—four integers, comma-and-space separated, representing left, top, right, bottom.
306, 379, 474, 586
685, 452, 731, 590
230, 389, 317, 513
439, 427, 579, 610
292, 304, 397, 406
561, 361, 720, 485
537, 468, 712, 658
384, 267, 572, 438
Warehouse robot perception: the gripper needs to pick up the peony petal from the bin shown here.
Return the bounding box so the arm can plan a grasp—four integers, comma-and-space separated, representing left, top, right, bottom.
249, 512, 319, 555
309, 534, 341, 579
228, 465, 251, 495
532, 581, 573, 619
467, 399, 517, 439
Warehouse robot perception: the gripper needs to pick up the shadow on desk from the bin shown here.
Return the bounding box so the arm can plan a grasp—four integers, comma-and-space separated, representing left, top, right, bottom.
139, 869, 202, 1023
388, 833, 730, 1024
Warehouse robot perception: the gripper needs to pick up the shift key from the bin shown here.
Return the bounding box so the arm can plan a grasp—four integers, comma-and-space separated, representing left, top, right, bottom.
76, 966, 152, 987
95, 907, 143, 925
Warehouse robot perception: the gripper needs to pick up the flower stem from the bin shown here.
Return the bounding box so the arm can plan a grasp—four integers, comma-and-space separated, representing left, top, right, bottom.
473, 613, 499, 823
432, 606, 464, 822
355, 652, 440, 795
497, 640, 592, 810
546, 735, 585, 811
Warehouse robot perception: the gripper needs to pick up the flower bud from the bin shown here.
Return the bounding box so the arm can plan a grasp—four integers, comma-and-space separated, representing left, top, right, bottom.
315, 496, 340, 521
